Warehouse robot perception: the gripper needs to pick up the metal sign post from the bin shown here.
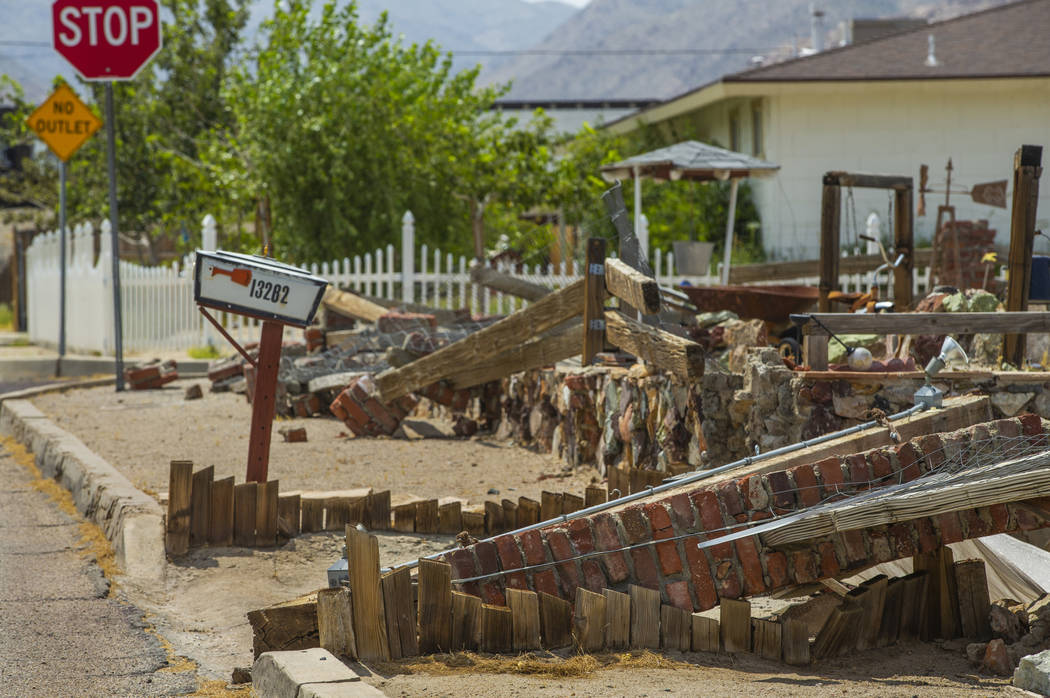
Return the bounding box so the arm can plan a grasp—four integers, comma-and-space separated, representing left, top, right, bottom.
104, 83, 125, 390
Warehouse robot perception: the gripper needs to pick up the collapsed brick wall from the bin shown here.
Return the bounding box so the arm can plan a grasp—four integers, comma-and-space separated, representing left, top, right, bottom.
440, 414, 1050, 611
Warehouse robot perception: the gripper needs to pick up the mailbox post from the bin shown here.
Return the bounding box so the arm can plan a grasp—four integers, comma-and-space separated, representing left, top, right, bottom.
194, 250, 327, 482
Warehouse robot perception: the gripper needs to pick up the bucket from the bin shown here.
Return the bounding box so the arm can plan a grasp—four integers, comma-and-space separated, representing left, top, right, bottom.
672, 241, 715, 276
1031, 256, 1050, 301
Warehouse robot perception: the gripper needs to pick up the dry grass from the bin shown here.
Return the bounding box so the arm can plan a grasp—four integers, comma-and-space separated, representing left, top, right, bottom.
382, 649, 690, 679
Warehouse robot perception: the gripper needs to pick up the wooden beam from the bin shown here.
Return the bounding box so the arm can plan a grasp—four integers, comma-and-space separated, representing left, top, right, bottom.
346, 526, 390, 661
954, 559, 992, 640
824, 171, 912, 190
802, 311, 1050, 337
894, 186, 914, 310
605, 257, 660, 315
605, 310, 704, 380
1004, 145, 1043, 367
166, 460, 193, 555
728, 250, 933, 285
603, 589, 631, 650
189, 465, 213, 548
469, 265, 551, 301
209, 476, 234, 546
574, 588, 607, 652
661, 605, 692, 652
381, 566, 417, 658
375, 279, 585, 402
691, 615, 720, 653
507, 589, 541, 651
323, 285, 388, 323
317, 587, 357, 660
819, 180, 841, 313
538, 591, 573, 648
583, 238, 607, 365
451, 592, 481, 651
445, 322, 582, 390
417, 558, 453, 654
629, 584, 661, 649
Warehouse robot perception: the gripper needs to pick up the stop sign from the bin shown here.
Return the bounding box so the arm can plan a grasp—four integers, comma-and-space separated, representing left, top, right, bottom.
52, 1, 162, 81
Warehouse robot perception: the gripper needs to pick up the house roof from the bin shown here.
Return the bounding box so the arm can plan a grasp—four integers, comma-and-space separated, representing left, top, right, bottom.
726, 0, 1050, 83
600, 140, 779, 182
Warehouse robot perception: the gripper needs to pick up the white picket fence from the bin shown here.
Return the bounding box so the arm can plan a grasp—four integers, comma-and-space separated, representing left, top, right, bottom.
25, 211, 981, 355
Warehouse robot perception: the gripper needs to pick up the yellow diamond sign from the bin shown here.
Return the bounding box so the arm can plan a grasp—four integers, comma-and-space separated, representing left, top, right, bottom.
26, 84, 102, 162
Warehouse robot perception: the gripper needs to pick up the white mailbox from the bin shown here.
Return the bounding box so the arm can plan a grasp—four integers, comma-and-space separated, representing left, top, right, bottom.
194, 250, 327, 328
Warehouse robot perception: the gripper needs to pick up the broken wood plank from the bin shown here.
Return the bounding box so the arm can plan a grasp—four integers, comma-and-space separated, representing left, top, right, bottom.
469, 265, 551, 301
604, 309, 704, 380
416, 499, 440, 534
417, 558, 453, 654
480, 604, 513, 653
247, 592, 319, 658
585, 485, 607, 508
538, 591, 573, 649
897, 570, 930, 642
914, 548, 959, 640
752, 618, 782, 661
484, 500, 503, 535
781, 617, 811, 666
438, 501, 463, 534
346, 526, 390, 661
541, 491, 563, 521
661, 605, 692, 652
692, 614, 720, 653
501, 499, 518, 530
462, 510, 486, 536
366, 490, 390, 530
317, 587, 356, 660
955, 559, 992, 640
209, 475, 234, 546
166, 460, 193, 555
720, 598, 751, 654
855, 575, 888, 651
323, 285, 388, 323
277, 493, 301, 539
517, 497, 540, 526
325, 497, 350, 532
381, 566, 417, 659
233, 482, 257, 547
256, 480, 279, 547
603, 588, 631, 650
877, 576, 904, 647
562, 492, 584, 516
605, 257, 661, 315
445, 322, 583, 391
507, 588, 541, 651
301, 497, 324, 533
189, 465, 213, 548
574, 588, 607, 653
375, 278, 586, 402
451, 591, 481, 651
629, 584, 661, 649
583, 238, 607, 365
802, 311, 1050, 337
393, 503, 416, 533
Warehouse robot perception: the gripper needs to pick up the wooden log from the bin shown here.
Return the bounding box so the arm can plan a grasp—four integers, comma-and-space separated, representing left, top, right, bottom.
439, 501, 463, 534
417, 558, 453, 654
323, 285, 388, 323
484, 500, 503, 535
629, 584, 661, 649
317, 587, 356, 660
326, 497, 350, 532
233, 482, 257, 547
585, 485, 607, 508
897, 570, 930, 642
451, 591, 481, 651
812, 603, 862, 660
480, 604, 513, 653
538, 591, 573, 649
393, 504, 416, 533
256, 480, 279, 547
605, 257, 660, 315
507, 588, 541, 651
955, 559, 992, 640
603, 589, 631, 650
469, 265, 551, 301
573, 588, 607, 653
781, 617, 810, 666
692, 614, 720, 653
877, 577, 904, 647
855, 575, 888, 651
446, 322, 583, 391
562, 493, 584, 516
208, 476, 234, 546
381, 566, 417, 659
540, 491, 563, 522
247, 592, 319, 658
720, 598, 751, 654
346, 526, 390, 661
582, 238, 607, 365
189, 465, 213, 548
416, 499, 440, 534
501, 499, 518, 530
462, 510, 486, 536
375, 278, 586, 401
802, 311, 1050, 337
752, 618, 782, 661
1004, 145, 1043, 366
661, 605, 692, 652
300, 497, 324, 533
166, 460, 193, 555
277, 493, 301, 539
604, 310, 704, 380
366, 490, 391, 531
818, 180, 841, 313
914, 548, 959, 640
517, 497, 540, 526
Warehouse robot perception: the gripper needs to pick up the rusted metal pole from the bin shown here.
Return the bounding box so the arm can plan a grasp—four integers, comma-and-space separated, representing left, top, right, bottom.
246, 320, 284, 482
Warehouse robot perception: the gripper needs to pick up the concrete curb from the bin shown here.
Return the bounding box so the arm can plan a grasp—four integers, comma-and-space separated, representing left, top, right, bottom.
0, 399, 167, 583
252, 649, 383, 698
0, 355, 212, 380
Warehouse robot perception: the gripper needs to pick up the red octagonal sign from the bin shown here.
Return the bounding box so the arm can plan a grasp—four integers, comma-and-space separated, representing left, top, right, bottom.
52, 0, 162, 81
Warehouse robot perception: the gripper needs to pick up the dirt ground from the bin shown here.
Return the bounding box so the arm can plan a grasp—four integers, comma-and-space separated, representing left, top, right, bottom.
28, 379, 1013, 696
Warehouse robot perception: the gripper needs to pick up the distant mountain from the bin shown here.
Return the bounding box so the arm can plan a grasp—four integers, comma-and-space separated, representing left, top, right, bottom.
482, 0, 1014, 100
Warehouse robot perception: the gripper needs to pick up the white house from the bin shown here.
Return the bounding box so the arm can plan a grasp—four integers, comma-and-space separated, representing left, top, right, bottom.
604, 0, 1050, 260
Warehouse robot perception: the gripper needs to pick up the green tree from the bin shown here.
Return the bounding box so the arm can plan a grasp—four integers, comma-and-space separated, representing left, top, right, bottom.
0, 75, 60, 225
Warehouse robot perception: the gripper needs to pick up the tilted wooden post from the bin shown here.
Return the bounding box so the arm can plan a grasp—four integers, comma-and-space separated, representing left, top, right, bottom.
582, 238, 606, 364
819, 174, 842, 313
1003, 145, 1043, 367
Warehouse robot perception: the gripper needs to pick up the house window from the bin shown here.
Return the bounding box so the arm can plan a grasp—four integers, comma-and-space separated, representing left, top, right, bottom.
729, 108, 741, 152
751, 100, 763, 157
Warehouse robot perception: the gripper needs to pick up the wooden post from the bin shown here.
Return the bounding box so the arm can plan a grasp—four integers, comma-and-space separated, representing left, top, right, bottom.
914, 547, 959, 640
189, 465, 213, 548
661, 605, 692, 652
346, 526, 391, 661
854, 575, 888, 651
897, 570, 929, 642
301, 498, 324, 533
451, 591, 481, 651
540, 491, 563, 521
893, 185, 914, 310
582, 238, 606, 365
781, 617, 810, 666
480, 604, 513, 653
317, 587, 357, 660
538, 591, 573, 649
166, 460, 193, 555
417, 558, 453, 654
500, 499, 517, 530
246, 320, 284, 482
752, 618, 782, 661
507, 588, 541, 651
277, 493, 301, 539
393, 503, 416, 533
720, 598, 751, 653
819, 176, 842, 313
954, 559, 992, 640
561, 493, 584, 515
366, 490, 390, 530
233, 482, 257, 547
438, 501, 463, 534
209, 476, 234, 546
326, 497, 350, 532
1004, 145, 1043, 367
877, 577, 904, 647
483, 500, 502, 535
573, 588, 607, 653
462, 510, 485, 536
517, 497, 540, 526
603, 589, 631, 650
629, 584, 661, 649
585, 485, 607, 508
381, 566, 418, 659
691, 615, 720, 653
812, 603, 862, 660
256, 479, 278, 547
416, 499, 439, 534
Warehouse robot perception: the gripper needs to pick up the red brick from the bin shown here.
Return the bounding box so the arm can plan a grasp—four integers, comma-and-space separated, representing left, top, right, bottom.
789, 464, 821, 508
815, 457, 846, 499
995, 418, 1021, 438
665, 580, 693, 611
645, 502, 673, 533
475, 540, 500, 576
684, 538, 719, 610
962, 509, 990, 538
361, 397, 400, 435
887, 523, 917, 557
749, 511, 773, 522
445, 548, 481, 597
494, 534, 523, 570
619, 506, 651, 544
840, 529, 868, 565
481, 583, 505, 606
714, 560, 742, 598
845, 454, 870, 489
791, 551, 818, 584
817, 541, 840, 579
504, 571, 529, 590
735, 533, 767, 595
764, 552, 790, 589
581, 560, 607, 592
936, 512, 965, 544
766, 471, 796, 512
691, 490, 730, 559
868, 531, 892, 563
563, 374, 588, 391
668, 493, 695, 530
916, 518, 939, 553
917, 435, 944, 473
630, 548, 661, 589
592, 514, 630, 583
653, 530, 683, 576
532, 569, 559, 597
546, 530, 581, 595
338, 392, 378, 436
988, 503, 1012, 533
717, 480, 745, 518
895, 443, 922, 482
1019, 413, 1043, 436
741, 474, 770, 511
519, 529, 548, 566
567, 518, 595, 555
869, 451, 894, 485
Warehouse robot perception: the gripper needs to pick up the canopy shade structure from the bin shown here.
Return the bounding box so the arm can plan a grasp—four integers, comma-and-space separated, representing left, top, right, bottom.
600, 141, 780, 283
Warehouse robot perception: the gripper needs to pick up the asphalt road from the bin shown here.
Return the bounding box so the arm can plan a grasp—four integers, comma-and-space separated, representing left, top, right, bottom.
0, 442, 197, 697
